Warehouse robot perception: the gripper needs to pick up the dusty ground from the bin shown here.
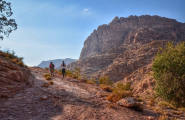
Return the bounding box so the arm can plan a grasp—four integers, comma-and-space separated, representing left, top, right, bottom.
0, 67, 157, 120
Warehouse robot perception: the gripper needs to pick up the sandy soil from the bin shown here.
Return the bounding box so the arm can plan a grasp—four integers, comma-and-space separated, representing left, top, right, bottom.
0, 67, 155, 120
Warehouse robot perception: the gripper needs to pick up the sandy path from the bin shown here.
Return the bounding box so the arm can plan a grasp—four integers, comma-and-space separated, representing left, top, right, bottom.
0, 67, 150, 120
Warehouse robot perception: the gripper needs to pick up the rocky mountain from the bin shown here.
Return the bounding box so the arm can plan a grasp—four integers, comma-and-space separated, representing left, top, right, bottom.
0, 56, 34, 98
37, 58, 77, 69
67, 15, 185, 93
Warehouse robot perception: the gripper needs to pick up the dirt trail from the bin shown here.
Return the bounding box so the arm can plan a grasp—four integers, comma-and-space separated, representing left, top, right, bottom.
0, 67, 151, 120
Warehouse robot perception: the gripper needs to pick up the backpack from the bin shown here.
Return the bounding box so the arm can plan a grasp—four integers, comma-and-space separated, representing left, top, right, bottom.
62, 63, 66, 67
51, 64, 54, 69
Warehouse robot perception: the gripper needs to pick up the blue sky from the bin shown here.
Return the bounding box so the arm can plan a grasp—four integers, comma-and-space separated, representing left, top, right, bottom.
0, 0, 185, 66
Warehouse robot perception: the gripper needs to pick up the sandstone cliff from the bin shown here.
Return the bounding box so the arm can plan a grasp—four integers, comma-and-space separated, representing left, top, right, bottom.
67, 15, 185, 93
0, 56, 34, 98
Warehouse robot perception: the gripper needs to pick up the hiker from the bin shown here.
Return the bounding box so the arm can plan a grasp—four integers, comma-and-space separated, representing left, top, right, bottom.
61, 61, 66, 78
49, 62, 55, 77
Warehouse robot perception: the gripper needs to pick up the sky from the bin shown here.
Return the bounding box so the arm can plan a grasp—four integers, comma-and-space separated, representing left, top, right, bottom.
0, 0, 185, 66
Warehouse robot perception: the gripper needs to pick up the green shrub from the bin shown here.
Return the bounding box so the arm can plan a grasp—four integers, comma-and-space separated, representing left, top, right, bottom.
152, 42, 185, 107
99, 76, 113, 85
73, 67, 81, 78
66, 69, 73, 77
17, 61, 24, 67
115, 82, 132, 91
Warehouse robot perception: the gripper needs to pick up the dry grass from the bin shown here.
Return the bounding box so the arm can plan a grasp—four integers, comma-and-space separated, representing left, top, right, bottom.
108, 103, 117, 109
107, 91, 132, 103
49, 81, 54, 85
171, 110, 182, 115
153, 106, 165, 114
179, 107, 185, 112
158, 101, 176, 109
55, 70, 60, 74
43, 73, 50, 78
45, 76, 51, 80
43, 73, 51, 80
99, 84, 113, 92
158, 115, 168, 120
100, 92, 110, 97
107, 93, 122, 103
11, 58, 18, 63
86, 80, 96, 84
148, 97, 155, 106
158, 115, 178, 120
17, 61, 24, 67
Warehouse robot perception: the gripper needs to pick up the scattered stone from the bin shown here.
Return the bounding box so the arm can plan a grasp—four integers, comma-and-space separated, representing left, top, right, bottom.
41, 82, 49, 87
116, 97, 135, 107
0, 108, 7, 112
147, 116, 155, 120
40, 95, 48, 100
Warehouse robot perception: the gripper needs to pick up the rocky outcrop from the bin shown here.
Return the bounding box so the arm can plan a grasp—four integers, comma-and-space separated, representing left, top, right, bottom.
0, 56, 34, 98
67, 15, 185, 93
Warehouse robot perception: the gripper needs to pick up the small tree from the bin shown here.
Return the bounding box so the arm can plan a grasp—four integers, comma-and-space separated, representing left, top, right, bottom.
152, 42, 185, 107
0, 0, 17, 40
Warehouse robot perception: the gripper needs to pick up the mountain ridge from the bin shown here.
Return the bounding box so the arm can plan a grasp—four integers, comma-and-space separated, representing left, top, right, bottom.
38, 58, 77, 68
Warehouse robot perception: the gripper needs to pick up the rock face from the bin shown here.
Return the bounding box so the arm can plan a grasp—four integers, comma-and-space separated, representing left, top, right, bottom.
0, 56, 34, 98
67, 15, 185, 93
38, 58, 77, 68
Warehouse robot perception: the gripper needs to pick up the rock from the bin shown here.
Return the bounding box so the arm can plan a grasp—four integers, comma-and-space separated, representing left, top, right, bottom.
40, 95, 48, 100
116, 97, 135, 107
147, 116, 155, 120
41, 82, 49, 87
67, 15, 185, 93
0, 56, 34, 98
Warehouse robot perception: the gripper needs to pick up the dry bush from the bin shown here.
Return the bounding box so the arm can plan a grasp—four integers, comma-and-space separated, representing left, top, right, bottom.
153, 106, 164, 114
49, 81, 54, 85
99, 84, 113, 92
99, 76, 113, 86
86, 80, 96, 84
43, 73, 50, 78
148, 97, 155, 106
17, 61, 24, 67
133, 102, 143, 112
45, 76, 51, 80
158, 115, 168, 120
107, 93, 123, 103
158, 101, 176, 109
107, 91, 132, 103
55, 70, 60, 74
11, 58, 18, 63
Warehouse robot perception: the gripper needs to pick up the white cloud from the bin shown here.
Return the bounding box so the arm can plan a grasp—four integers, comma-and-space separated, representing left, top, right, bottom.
83, 9, 89, 12
82, 8, 92, 15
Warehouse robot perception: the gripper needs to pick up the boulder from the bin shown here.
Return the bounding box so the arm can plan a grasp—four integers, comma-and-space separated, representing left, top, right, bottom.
116, 97, 135, 107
